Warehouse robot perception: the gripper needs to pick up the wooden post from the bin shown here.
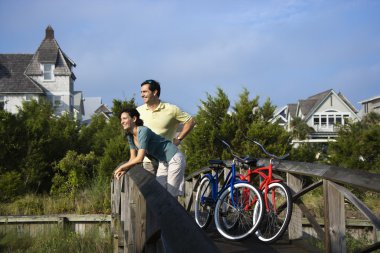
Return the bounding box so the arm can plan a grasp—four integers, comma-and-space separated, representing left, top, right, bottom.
323, 180, 346, 253
374, 226, 380, 244
57, 216, 68, 230
287, 173, 303, 240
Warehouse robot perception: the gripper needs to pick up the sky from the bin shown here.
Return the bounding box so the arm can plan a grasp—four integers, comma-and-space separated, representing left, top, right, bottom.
1, 0, 379, 115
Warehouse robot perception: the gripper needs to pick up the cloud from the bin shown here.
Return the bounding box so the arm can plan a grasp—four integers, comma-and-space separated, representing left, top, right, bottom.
1, 0, 380, 114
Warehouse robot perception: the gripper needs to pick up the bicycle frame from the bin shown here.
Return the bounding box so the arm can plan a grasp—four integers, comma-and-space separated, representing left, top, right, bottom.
239, 160, 282, 213
201, 159, 248, 209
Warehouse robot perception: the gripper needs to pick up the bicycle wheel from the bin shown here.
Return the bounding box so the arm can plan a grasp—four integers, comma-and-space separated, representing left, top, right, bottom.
254, 182, 293, 243
221, 176, 247, 230
214, 183, 264, 240
194, 176, 213, 229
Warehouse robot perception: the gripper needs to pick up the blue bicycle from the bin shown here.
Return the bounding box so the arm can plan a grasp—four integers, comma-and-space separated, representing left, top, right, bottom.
194, 139, 264, 240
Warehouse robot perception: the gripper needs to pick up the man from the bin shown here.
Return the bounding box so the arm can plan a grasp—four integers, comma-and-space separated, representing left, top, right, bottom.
137, 79, 196, 196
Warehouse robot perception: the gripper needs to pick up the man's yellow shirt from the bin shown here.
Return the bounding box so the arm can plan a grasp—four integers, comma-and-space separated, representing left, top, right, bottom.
137, 102, 192, 141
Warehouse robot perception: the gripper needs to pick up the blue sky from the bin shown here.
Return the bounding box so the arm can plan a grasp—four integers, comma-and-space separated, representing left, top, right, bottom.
1, 0, 379, 115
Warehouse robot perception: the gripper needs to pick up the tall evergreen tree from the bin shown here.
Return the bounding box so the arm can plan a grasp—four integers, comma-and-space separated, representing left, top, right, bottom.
182, 88, 231, 173
290, 116, 314, 140
329, 112, 380, 173
230, 88, 259, 154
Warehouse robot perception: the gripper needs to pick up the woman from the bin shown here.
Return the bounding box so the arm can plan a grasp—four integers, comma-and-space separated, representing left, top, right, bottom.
113, 108, 186, 197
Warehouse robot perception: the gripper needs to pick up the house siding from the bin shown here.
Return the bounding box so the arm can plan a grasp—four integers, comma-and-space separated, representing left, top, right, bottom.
2, 94, 40, 114
305, 93, 358, 133
29, 75, 73, 115
0, 26, 83, 118
364, 98, 380, 114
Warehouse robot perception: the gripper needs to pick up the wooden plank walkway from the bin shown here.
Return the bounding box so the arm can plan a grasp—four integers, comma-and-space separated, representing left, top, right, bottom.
204, 225, 318, 253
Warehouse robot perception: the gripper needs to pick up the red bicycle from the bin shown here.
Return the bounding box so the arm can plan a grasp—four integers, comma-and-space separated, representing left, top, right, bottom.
238, 137, 293, 244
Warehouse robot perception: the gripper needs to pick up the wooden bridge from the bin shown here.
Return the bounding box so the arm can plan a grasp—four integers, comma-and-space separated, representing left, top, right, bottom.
111, 160, 380, 253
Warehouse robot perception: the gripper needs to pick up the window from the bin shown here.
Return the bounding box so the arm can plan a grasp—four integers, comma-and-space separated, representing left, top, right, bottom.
336, 115, 342, 125
328, 115, 334, 125
43, 64, 54, 81
313, 112, 351, 129
313, 116, 320, 125
54, 96, 62, 108
321, 115, 327, 126
25, 94, 33, 101
343, 115, 350, 124
0, 96, 4, 110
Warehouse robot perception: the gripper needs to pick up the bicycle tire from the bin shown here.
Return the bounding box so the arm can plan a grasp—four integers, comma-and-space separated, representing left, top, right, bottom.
214, 182, 264, 240
254, 182, 293, 243
194, 176, 213, 229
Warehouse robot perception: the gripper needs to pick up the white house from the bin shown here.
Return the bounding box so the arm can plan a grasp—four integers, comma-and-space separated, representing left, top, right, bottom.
0, 26, 83, 120
280, 89, 360, 142
359, 95, 380, 116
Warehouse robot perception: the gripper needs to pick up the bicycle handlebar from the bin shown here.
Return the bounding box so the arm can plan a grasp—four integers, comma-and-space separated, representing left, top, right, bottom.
245, 136, 289, 160
218, 138, 247, 163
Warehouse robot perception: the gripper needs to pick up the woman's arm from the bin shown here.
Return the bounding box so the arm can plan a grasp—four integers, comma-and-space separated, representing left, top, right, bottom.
114, 149, 146, 179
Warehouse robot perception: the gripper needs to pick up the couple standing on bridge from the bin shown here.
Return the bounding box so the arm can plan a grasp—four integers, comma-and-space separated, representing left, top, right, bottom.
114, 79, 196, 197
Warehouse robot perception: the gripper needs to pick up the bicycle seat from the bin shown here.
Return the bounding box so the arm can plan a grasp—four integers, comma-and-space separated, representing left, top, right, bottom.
242, 158, 258, 166
208, 159, 226, 169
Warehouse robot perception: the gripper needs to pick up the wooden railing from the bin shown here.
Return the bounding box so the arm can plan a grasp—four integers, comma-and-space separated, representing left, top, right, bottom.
0, 214, 110, 236
111, 164, 220, 253
183, 160, 380, 253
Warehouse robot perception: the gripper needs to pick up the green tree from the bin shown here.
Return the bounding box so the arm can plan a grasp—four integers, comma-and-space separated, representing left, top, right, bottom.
230, 88, 259, 154
245, 119, 291, 159
0, 110, 26, 172
290, 117, 314, 140
78, 114, 109, 156
182, 88, 231, 173
183, 88, 291, 174
0, 171, 23, 202
96, 135, 130, 181
290, 143, 320, 163
17, 99, 80, 193
51, 151, 97, 199
329, 112, 380, 173
259, 98, 276, 122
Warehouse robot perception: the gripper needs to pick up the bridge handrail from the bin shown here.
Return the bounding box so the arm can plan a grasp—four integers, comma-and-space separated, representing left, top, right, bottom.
184, 159, 380, 253
186, 159, 380, 192
111, 164, 220, 253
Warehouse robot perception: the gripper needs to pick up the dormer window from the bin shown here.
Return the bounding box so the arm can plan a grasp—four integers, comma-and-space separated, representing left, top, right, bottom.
43, 64, 55, 81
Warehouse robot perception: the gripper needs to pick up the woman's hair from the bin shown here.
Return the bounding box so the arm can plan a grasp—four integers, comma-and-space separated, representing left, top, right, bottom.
119, 108, 144, 126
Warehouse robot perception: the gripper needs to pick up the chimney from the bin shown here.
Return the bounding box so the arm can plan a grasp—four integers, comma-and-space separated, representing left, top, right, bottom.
45, 25, 54, 39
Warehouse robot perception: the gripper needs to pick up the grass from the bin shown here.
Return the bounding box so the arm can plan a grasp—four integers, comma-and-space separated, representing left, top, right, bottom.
299, 185, 380, 252
0, 180, 111, 215
0, 227, 112, 253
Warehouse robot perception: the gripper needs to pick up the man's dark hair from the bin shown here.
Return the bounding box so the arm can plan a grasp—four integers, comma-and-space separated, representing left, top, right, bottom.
140, 79, 161, 97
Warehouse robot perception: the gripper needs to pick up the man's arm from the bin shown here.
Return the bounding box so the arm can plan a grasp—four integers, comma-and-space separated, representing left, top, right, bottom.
173, 117, 196, 146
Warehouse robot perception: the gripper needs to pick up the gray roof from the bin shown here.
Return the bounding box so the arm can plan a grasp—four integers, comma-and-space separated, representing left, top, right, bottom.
359, 95, 380, 104
337, 92, 358, 113
299, 99, 319, 116
83, 97, 102, 120
297, 89, 333, 117
307, 89, 332, 101
1, 26, 76, 95
287, 104, 297, 118
0, 54, 44, 93
25, 26, 75, 78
